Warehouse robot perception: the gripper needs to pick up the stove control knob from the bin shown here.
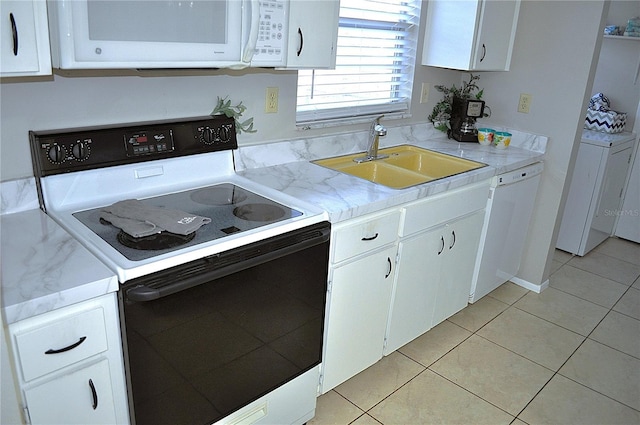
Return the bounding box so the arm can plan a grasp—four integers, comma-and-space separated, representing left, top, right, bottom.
71, 141, 90, 161
200, 127, 215, 145
220, 125, 232, 143
47, 144, 67, 164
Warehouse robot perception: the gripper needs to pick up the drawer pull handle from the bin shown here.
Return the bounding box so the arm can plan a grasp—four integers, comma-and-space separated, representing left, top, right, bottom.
449, 230, 456, 249
438, 236, 445, 255
385, 257, 392, 278
44, 336, 87, 354
89, 378, 98, 410
361, 233, 379, 241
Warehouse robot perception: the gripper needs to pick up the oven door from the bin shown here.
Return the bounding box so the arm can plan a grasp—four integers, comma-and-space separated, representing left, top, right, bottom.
119, 222, 329, 425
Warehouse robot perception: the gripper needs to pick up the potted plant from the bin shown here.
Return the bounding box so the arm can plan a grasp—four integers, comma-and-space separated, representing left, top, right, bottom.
428, 73, 488, 133
211, 96, 257, 134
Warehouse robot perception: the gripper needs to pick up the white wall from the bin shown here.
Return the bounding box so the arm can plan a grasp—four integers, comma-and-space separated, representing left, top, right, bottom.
593, 0, 640, 130
478, 0, 608, 287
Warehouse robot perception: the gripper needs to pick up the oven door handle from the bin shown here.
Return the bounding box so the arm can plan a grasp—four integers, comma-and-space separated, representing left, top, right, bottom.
126, 224, 330, 302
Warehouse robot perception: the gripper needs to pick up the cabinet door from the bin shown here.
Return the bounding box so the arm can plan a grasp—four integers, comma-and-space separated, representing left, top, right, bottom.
24, 359, 118, 425
422, 0, 519, 71
384, 227, 442, 355
472, 0, 520, 70
588, 144, 634, 249
432, 211, 484, 326
321, 245, 396, 393
0, 0, 51, 76
285, 0, 339, 69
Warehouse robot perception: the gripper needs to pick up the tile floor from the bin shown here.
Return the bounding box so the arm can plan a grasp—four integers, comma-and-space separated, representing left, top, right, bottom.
309, 237, 640, 425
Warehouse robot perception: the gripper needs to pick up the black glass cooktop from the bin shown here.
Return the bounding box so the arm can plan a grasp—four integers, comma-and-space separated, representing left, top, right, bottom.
72, 183, 302, 261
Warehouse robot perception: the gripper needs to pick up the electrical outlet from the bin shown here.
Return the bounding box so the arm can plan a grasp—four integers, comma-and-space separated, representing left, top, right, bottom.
420, 83, 430, 104
265, 87, 279, 113
518, 93, 531, 113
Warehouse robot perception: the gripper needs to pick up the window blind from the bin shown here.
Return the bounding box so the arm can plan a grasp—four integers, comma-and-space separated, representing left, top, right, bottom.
296, 0, 421, 125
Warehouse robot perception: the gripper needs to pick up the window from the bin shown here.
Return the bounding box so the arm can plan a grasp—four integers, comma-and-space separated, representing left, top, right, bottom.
296, 0, 421, 125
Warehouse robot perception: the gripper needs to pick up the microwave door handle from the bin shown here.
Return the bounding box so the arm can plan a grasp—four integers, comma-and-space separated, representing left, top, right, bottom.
242, 0, 260, 63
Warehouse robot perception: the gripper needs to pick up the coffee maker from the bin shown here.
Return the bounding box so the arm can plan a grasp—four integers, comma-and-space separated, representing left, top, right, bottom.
449, 97, 485, 142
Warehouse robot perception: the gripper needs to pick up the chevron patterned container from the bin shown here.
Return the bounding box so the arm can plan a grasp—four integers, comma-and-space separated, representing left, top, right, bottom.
584, 109, 627, 133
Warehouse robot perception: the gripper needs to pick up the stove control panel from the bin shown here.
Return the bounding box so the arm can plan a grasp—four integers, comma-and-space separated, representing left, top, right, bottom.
30, 116, 237, 177
125, 129, 175, 157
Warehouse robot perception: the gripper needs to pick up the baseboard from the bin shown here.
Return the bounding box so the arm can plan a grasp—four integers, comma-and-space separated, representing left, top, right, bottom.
511, 276, 549, 293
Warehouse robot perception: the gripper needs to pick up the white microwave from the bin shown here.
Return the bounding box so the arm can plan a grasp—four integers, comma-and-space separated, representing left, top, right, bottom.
47, 0, 291, 69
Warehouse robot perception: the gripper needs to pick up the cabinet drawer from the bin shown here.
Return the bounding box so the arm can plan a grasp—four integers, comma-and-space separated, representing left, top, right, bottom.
14, 308, 109, 382
401, 180, 490, 237
332, 210, 401, 263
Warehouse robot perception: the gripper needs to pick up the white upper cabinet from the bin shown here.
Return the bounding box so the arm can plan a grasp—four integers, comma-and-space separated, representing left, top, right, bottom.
0, 0, 51, 77
422, 0, 520, 71
284, 0, 339, 69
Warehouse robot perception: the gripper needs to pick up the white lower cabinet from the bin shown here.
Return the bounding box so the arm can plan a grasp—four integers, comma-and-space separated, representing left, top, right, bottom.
383, 227, 440, 354
23, 359, 117, 424
320, 210, 400, 393
8, 294, 129, 425
384, 181, 489, 355
431, 211, 485, 325
320, 180, 490, 393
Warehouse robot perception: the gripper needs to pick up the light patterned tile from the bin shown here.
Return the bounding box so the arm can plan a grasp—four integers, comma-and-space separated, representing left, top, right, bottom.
477, 307, 584, 371
568, 251, 640, 286
590, 310, 640, 358
519, 374, 640, 425
549, 259, 564, 275
549, 264, 628, 308
514, 287, 609, 336
487, 281, 529, 305
334, 352, 424, 411
430, 335, 554, 415
594, 237, 640, 266
553, 249, 573, 265
369, 370, 513, 425
613, 287, 640, 320
351, 414, 381, 425
447, 295, 509, 332
398, 320, 471, 367
307, 391, 363, 425
559, 339, 640, 410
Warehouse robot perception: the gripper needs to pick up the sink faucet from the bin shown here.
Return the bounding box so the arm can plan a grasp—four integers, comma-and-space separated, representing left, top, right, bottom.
354, 115, 388, 163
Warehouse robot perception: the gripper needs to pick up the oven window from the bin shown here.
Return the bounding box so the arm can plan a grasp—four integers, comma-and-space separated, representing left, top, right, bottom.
120, 227, 329, 425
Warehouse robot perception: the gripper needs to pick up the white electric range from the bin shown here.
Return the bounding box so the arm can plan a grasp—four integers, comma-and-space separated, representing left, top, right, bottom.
30, 116, 330, 425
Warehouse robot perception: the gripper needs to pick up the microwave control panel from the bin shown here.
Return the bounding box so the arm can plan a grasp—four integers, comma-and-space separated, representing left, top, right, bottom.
252, 0, 287, 65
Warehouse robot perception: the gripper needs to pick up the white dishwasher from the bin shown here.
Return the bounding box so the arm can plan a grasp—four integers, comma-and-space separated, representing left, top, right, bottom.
469, 162, 544, 303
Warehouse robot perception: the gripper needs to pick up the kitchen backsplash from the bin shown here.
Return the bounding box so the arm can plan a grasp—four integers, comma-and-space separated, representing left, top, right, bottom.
0, 123, 547, 213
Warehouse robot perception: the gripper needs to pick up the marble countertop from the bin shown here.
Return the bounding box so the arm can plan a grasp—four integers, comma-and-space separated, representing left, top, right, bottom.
238, 134, 545, 223
581, 129, 637, 148
1, 209, 118, 324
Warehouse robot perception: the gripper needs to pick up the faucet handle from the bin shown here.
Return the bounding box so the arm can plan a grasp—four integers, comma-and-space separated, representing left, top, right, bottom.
374, 114, 384, 124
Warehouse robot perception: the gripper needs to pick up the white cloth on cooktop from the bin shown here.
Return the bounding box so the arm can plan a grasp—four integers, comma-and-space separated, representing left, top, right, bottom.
100, 199, 211, 238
